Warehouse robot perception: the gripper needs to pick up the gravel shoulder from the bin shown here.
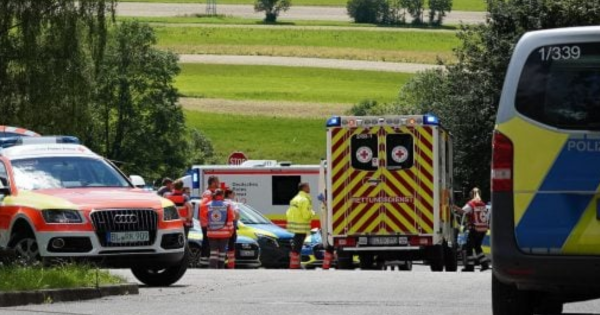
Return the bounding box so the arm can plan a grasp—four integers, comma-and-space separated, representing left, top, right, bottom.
117, 3, 487, 24
179, 54, 442, 73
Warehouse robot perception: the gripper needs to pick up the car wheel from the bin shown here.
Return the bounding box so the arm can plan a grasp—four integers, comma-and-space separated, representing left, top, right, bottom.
359, 254, 375, 270
429, 245, 444, 272
132, 247, 189, 287
492, 273, 533, 315
337, 252, 353, 270
398, 260, 412, 271
444, 242, 458, 272
9, 229, 40, 265
188, 244, 202, 268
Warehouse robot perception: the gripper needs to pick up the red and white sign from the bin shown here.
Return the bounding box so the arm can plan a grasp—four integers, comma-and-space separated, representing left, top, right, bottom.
227, 152, 248, 165
391, 146, 409, 163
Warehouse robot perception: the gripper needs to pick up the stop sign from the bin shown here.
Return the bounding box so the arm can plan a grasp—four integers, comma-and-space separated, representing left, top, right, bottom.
228, 151, 248, 165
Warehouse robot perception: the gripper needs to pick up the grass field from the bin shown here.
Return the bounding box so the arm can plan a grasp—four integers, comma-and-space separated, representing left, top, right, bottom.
186, 111, 325, 163
156, 26, 458, 63
176, 64, 413, 103
119, 16, 458, 29
121, 0, 487, 11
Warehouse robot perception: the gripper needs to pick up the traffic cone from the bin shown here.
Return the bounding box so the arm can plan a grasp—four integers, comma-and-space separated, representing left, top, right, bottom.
227, 250, 236, 269
322, 251, 333, 270
289, 252, 300, 269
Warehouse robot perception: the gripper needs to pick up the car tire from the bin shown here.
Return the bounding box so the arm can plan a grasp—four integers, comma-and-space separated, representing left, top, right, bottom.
132, 247, 189, 287
444, 242, 458, 272
359, 254, 375, 270
398, 260, 412, 271
535, 301, 563, 315
337, 252, 353, 270
9, 227, 40, 265
188, 244, 202, 269
429, 245, 444, 272
492, 273, 533, 315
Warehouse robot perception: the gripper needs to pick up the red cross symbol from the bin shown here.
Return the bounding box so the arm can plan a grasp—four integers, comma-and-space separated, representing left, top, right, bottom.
359, 150, 370, 160
395, 150, 405, 159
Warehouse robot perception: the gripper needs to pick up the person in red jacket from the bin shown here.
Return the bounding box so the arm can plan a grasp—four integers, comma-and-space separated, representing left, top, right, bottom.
455, 187, 490, 272
207, 189, 235, 269
164, 179, 193, 237
199, 175, 220, 267
224, 188, 240, 269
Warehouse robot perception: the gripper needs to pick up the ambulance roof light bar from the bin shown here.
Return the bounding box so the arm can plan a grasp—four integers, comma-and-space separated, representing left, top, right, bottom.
423, 114, 440, 125
0, 136, 80, 149
327, 115, 440, 128
326, 116, 341, 127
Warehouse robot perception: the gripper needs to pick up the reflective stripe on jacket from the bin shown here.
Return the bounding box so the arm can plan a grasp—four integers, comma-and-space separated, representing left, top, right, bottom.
286, 191, 315, 234
207, 200, 235, 239
467, 199, 490, 232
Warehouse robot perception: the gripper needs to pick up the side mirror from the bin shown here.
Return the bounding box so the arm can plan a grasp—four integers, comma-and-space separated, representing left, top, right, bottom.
129, 175, 146, 189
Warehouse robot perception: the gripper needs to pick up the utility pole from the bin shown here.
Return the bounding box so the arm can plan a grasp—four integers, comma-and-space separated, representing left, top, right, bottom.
206, 0, 217, 16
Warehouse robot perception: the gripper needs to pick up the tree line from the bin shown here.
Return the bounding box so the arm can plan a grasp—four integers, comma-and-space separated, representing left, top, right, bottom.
0, 0, 215, 184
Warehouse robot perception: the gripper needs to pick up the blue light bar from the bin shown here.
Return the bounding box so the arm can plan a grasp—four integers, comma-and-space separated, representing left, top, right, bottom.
0, 136, 80, 149
423, 114, 440, 125
326, 116, 341, 127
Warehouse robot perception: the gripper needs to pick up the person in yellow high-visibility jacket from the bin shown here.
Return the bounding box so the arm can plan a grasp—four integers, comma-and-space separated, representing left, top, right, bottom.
286, 182, 315, 269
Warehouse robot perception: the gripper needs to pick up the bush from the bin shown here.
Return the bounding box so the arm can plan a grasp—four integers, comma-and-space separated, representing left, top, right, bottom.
347, 0, 390, 24
254, 0, 292, 23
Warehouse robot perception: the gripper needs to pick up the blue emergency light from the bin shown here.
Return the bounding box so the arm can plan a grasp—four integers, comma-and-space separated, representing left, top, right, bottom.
326, 116, 341, 127
0, 136, 80, 149
423, 114, 440, 125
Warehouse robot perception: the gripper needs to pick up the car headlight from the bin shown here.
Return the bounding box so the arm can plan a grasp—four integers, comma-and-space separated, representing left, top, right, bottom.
163, 206, 180, 221
256, 234, 279, 248
42, 210, 83, 224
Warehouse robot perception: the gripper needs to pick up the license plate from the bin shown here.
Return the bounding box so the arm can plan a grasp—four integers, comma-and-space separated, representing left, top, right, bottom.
240, 250, 255, 257
108, 231, 150, 244
369, 237, 398, 245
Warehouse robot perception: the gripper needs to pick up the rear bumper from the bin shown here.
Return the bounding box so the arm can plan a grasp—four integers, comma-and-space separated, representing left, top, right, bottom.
492, 192, 600, 298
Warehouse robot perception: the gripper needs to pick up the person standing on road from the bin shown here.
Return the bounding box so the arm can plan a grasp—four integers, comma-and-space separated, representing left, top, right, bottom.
318, 189, 334, 270
199, 176, 220, 267
207, 189, 235, 269
286, 182, 315, 269
224, 188, 240, 269
157, 177, 173, 196
454, 187, 490, 272
164, 179, 193, 237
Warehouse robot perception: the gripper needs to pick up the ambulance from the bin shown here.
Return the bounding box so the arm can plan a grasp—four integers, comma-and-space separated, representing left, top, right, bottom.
184, 161, 320, 227
321, 115, 458, 271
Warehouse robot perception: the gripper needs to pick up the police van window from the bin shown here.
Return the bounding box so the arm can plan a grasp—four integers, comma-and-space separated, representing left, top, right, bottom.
386, 134, 414, 170
351, 133, 378, 171
272, 176, 301, 206
516, 42, 600, 130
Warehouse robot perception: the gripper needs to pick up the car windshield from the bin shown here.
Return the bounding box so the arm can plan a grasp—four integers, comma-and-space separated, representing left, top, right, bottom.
11, 156, 130, 190
238, 204, 272, 225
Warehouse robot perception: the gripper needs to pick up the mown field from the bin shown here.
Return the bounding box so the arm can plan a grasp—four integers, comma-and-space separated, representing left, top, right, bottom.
176, 64, 413, 103
121, 0, 487, 11
155, 26, 458, 63
186, 111, 325, 164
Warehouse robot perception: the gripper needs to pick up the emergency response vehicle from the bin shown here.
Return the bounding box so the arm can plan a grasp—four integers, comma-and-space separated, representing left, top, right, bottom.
322, 115, 457, 271
0, 136, 188, 286
492, 26, 600, 314
184, 161, 320, 227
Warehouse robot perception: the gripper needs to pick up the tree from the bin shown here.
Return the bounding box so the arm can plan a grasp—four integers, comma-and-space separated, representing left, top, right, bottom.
254, 0, 292, 23
428, 0, 452, 25
355, 0, 600, 197
400, 0, 425, 24
94, 21, 189, 180
0, 0, 115, 138
346, 0, 390, 24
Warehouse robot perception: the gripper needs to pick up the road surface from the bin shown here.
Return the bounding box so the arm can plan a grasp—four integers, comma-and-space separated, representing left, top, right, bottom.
116, 3, 487, 24
3, 266, 599, 315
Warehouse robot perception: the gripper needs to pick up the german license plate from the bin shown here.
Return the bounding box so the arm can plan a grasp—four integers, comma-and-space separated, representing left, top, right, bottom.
369, 237, 398, 245
240, 250, 255, 257
108, 231, 149, 244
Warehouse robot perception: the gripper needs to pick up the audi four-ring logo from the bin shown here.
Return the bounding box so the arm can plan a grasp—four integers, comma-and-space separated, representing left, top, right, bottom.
114, 214, 138, 224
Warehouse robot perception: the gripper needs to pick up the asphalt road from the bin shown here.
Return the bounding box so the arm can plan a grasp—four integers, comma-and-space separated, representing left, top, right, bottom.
116, 3, 487, 24
3, 266, 600, 315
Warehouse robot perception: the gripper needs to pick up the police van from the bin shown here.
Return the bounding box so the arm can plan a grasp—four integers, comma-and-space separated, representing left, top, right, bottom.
492, 26, 600, 314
